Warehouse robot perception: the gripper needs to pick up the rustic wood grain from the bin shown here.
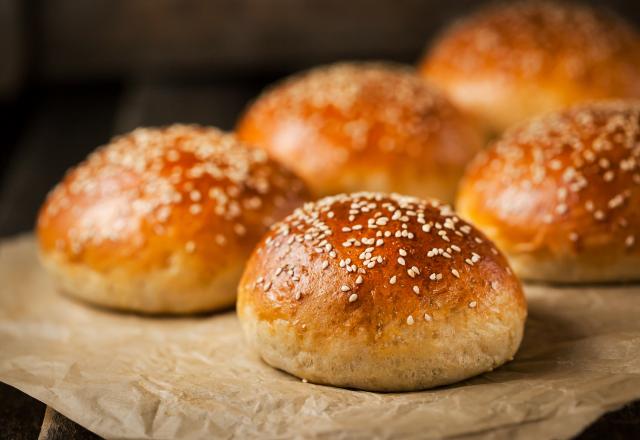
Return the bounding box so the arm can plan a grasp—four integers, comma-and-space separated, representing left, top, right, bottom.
36, 0, 479, 80
34, 0, 640, 81
0, 383, 46, 440
38, 407, 100, 440
0, 0, 24, 98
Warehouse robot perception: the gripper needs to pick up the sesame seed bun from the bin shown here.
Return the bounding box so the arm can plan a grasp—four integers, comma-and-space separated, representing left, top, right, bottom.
457, 101, 640, 283
236, 62, 483, 203
237, 192, 526, 391
37, 125, 309, 314
419, 1, 640, 134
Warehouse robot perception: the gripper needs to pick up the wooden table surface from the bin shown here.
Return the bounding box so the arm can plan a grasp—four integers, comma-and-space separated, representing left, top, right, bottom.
1, 79, 639, 439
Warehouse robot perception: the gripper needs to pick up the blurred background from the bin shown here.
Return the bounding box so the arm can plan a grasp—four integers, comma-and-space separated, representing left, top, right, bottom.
0, 0, 639, 240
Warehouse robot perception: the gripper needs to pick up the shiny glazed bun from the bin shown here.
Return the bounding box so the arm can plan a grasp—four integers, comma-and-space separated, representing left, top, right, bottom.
419, 1, 640, 134
236, 62, 483, 203
37, 125, 309, 314
237, 192, 526, 391
457, 101, 640, 283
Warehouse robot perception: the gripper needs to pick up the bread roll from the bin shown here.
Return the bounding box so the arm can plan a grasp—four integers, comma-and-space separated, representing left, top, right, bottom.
457, 101, 640, 283
236, 62, 483, 203
37, 125, 309, 313
420, 1, 640, 134
237, 192, 526, 391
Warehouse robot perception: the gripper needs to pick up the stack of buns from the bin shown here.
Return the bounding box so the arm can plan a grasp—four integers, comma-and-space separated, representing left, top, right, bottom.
36, 1, 640, 391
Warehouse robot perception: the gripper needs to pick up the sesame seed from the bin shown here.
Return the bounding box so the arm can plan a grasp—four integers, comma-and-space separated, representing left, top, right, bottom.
348, 293, 358, 303
626, 235, 635, 248
234, 224, 246, 236
189, 190, 201, 202
264, 281, 272, 291
399, 249, 407, 256
321, 260, 329, 269
356, 275, 363, 284
469, 301, 477, 308
389, 275, 397, 284
406, 315, 414, 325
341, 285, 350, 292
397, 257, 406, 266
451, 268, 460, 278
603, 171, 615, 182
424, 313, 432, 322
413, 285, 420, 294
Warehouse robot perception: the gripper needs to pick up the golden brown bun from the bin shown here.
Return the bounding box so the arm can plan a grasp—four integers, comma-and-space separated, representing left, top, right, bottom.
237, 192, 526, 391
236, 62, 483, 203
37, 125, 309, 314
420, 1, 640, 134
457, 101, 640, 283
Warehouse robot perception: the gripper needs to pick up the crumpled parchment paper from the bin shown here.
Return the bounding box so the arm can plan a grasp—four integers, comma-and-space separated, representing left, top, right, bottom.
1, 235, 640, 439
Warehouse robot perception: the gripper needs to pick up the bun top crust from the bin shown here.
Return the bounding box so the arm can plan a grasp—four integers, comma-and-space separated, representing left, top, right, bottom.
420, 1, 640, 131
238, 192, 525, 332
423, 1, 640, 87
457, 101, 640, 256
37, 125, 309, 274
236, 62, 482, 197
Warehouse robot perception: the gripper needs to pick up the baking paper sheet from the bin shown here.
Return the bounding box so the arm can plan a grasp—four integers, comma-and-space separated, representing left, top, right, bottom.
1, 235, 640, 439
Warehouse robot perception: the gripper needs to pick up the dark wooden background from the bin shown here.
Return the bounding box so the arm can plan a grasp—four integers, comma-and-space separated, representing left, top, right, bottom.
2, 1, 640, 438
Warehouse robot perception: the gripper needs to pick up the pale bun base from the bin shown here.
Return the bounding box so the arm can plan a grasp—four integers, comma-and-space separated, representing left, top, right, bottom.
505, 251, 640, 284
438, 79, 575, 136
40, 251, 240, 314
239, 299, 524, 392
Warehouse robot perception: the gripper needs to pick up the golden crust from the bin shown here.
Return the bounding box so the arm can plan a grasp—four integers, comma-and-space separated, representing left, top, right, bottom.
236, 62, 483, 202
420, 1, 640, 133
237, 192, 526, 390
457, 101, 640, 283
37, 125, 309, 313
